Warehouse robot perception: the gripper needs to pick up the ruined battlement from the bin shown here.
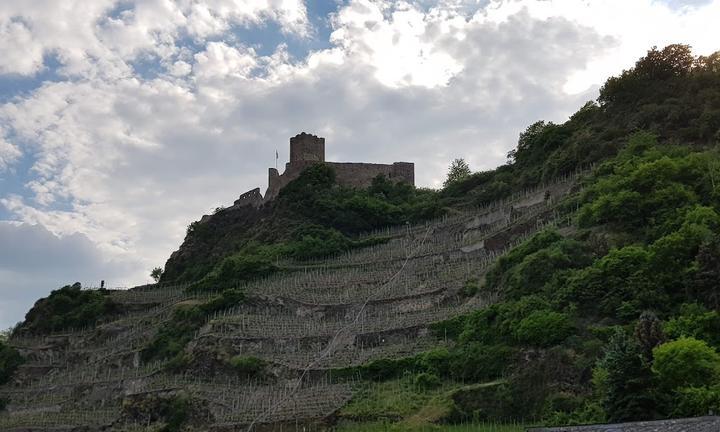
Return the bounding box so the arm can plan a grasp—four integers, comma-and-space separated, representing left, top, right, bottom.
290, 132, 325, 164
235, 133, 415, 206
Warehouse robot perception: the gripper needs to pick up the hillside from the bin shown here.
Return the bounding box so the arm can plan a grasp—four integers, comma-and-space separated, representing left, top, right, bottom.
1, 44, 719, 431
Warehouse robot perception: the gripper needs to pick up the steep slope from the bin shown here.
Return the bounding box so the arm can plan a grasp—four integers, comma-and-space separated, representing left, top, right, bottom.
0, 174, 579, 431
1, 45, 719, 431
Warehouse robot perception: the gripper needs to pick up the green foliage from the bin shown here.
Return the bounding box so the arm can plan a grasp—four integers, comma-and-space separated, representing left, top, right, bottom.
19, 283, 117, 334
597, 330, 658, 422
672, 385, 720, 417
499, 237, 591, 299
542, 400, 606, 427
514, 311, 573, 348
413, 372, 441, 390
151, 267, 164, 283
445, 343, 515, 382
190, 245, 279, 292
461, 278, 479, 297
0, 340, 24, 385
599, 45, 695, 105
279, 165, 440, 234
151, 45, 720, 428
484, 230, 565, 293
652, 337, 720, 391
664, 303, 720, 347
229, 356, 267, 378
457, 296, 556, 346
142, 289, 245, 362
444, 158, 471, 187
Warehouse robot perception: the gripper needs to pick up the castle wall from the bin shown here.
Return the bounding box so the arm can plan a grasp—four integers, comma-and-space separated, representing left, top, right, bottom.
231, 187, 264, 209
262, 133, 415, 202
264, 161, 415, 201
329, 162, 415, 189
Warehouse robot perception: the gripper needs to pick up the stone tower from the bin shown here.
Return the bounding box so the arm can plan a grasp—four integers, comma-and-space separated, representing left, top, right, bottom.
290, 132, 325, 164
256, 132, 414, 203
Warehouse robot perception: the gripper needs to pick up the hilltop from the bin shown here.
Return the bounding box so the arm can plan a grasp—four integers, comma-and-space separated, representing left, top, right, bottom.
1, 44, 719, 431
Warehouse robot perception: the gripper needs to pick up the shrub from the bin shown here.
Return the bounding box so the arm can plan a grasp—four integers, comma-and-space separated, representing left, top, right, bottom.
461, 278, 480, 297
413, 372, 441, 390
672, 385, 720, 417
229, 356, 267, 378
652, 337, 720, 391
143, 290, 246, 362
19, 283, 117, 334
447, 343, 515, 382
515, 311, 574, 347
289, 225, 351, 260
664, 303, 720, 347
0, 341, 24, 385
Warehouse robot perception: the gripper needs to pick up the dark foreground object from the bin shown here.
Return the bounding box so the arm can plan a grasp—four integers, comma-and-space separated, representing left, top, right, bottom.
529, 416, 720, 432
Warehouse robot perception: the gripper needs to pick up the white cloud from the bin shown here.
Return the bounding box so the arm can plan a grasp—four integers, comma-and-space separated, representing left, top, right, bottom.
0, 133, 22, 171
0, 0, 310, 80
0, 19, 45, 75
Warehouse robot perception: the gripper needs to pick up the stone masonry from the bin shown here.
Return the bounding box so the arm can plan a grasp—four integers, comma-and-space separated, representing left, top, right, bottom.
234, 132, 415, 206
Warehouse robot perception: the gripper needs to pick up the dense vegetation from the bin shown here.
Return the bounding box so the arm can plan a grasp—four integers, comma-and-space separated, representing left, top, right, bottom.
180, 169, 440, 291
141, 289, 246, 365
0, 339, 23, 411
163, 46, 719, 291
332, 45, 720, 428
17, 283, 118, 334
338, 134, 720, 427
0, 340, 23, 385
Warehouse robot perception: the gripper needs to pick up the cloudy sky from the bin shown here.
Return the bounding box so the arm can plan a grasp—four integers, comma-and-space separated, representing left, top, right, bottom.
0, 0, 718, 329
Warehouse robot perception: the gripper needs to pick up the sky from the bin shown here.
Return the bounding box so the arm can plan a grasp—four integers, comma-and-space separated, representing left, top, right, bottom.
0, 0, 719, 329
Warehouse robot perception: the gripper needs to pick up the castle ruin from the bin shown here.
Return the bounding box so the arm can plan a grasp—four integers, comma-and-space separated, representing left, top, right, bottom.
233, 133, 415, 207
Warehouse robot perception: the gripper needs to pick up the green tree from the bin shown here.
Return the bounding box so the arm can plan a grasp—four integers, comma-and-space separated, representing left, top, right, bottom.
150, 267, 164, 283
0, 340, 24, 385
597, 329, 658, 422
634, 311, 665, 361
652, 337, 720, 391
443, 158, 471, 187
515, 310, 573, 347
664, 303, 720, 347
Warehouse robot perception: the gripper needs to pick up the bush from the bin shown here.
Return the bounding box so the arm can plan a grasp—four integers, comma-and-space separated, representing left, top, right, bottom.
229, 356, 267, 378
515, 311, 573, 347
142, 290, 246, 362
672, 385, 720, 417
0, 341, 24, 385
461, 278, 480, 297
289, 225, 351, 260
652, 337, 720, 391
446, 343, 515, 382
664, 303, 720, 347
192, 251, 277, 292
413, 372, 441, 390
19, 283, 117, 333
